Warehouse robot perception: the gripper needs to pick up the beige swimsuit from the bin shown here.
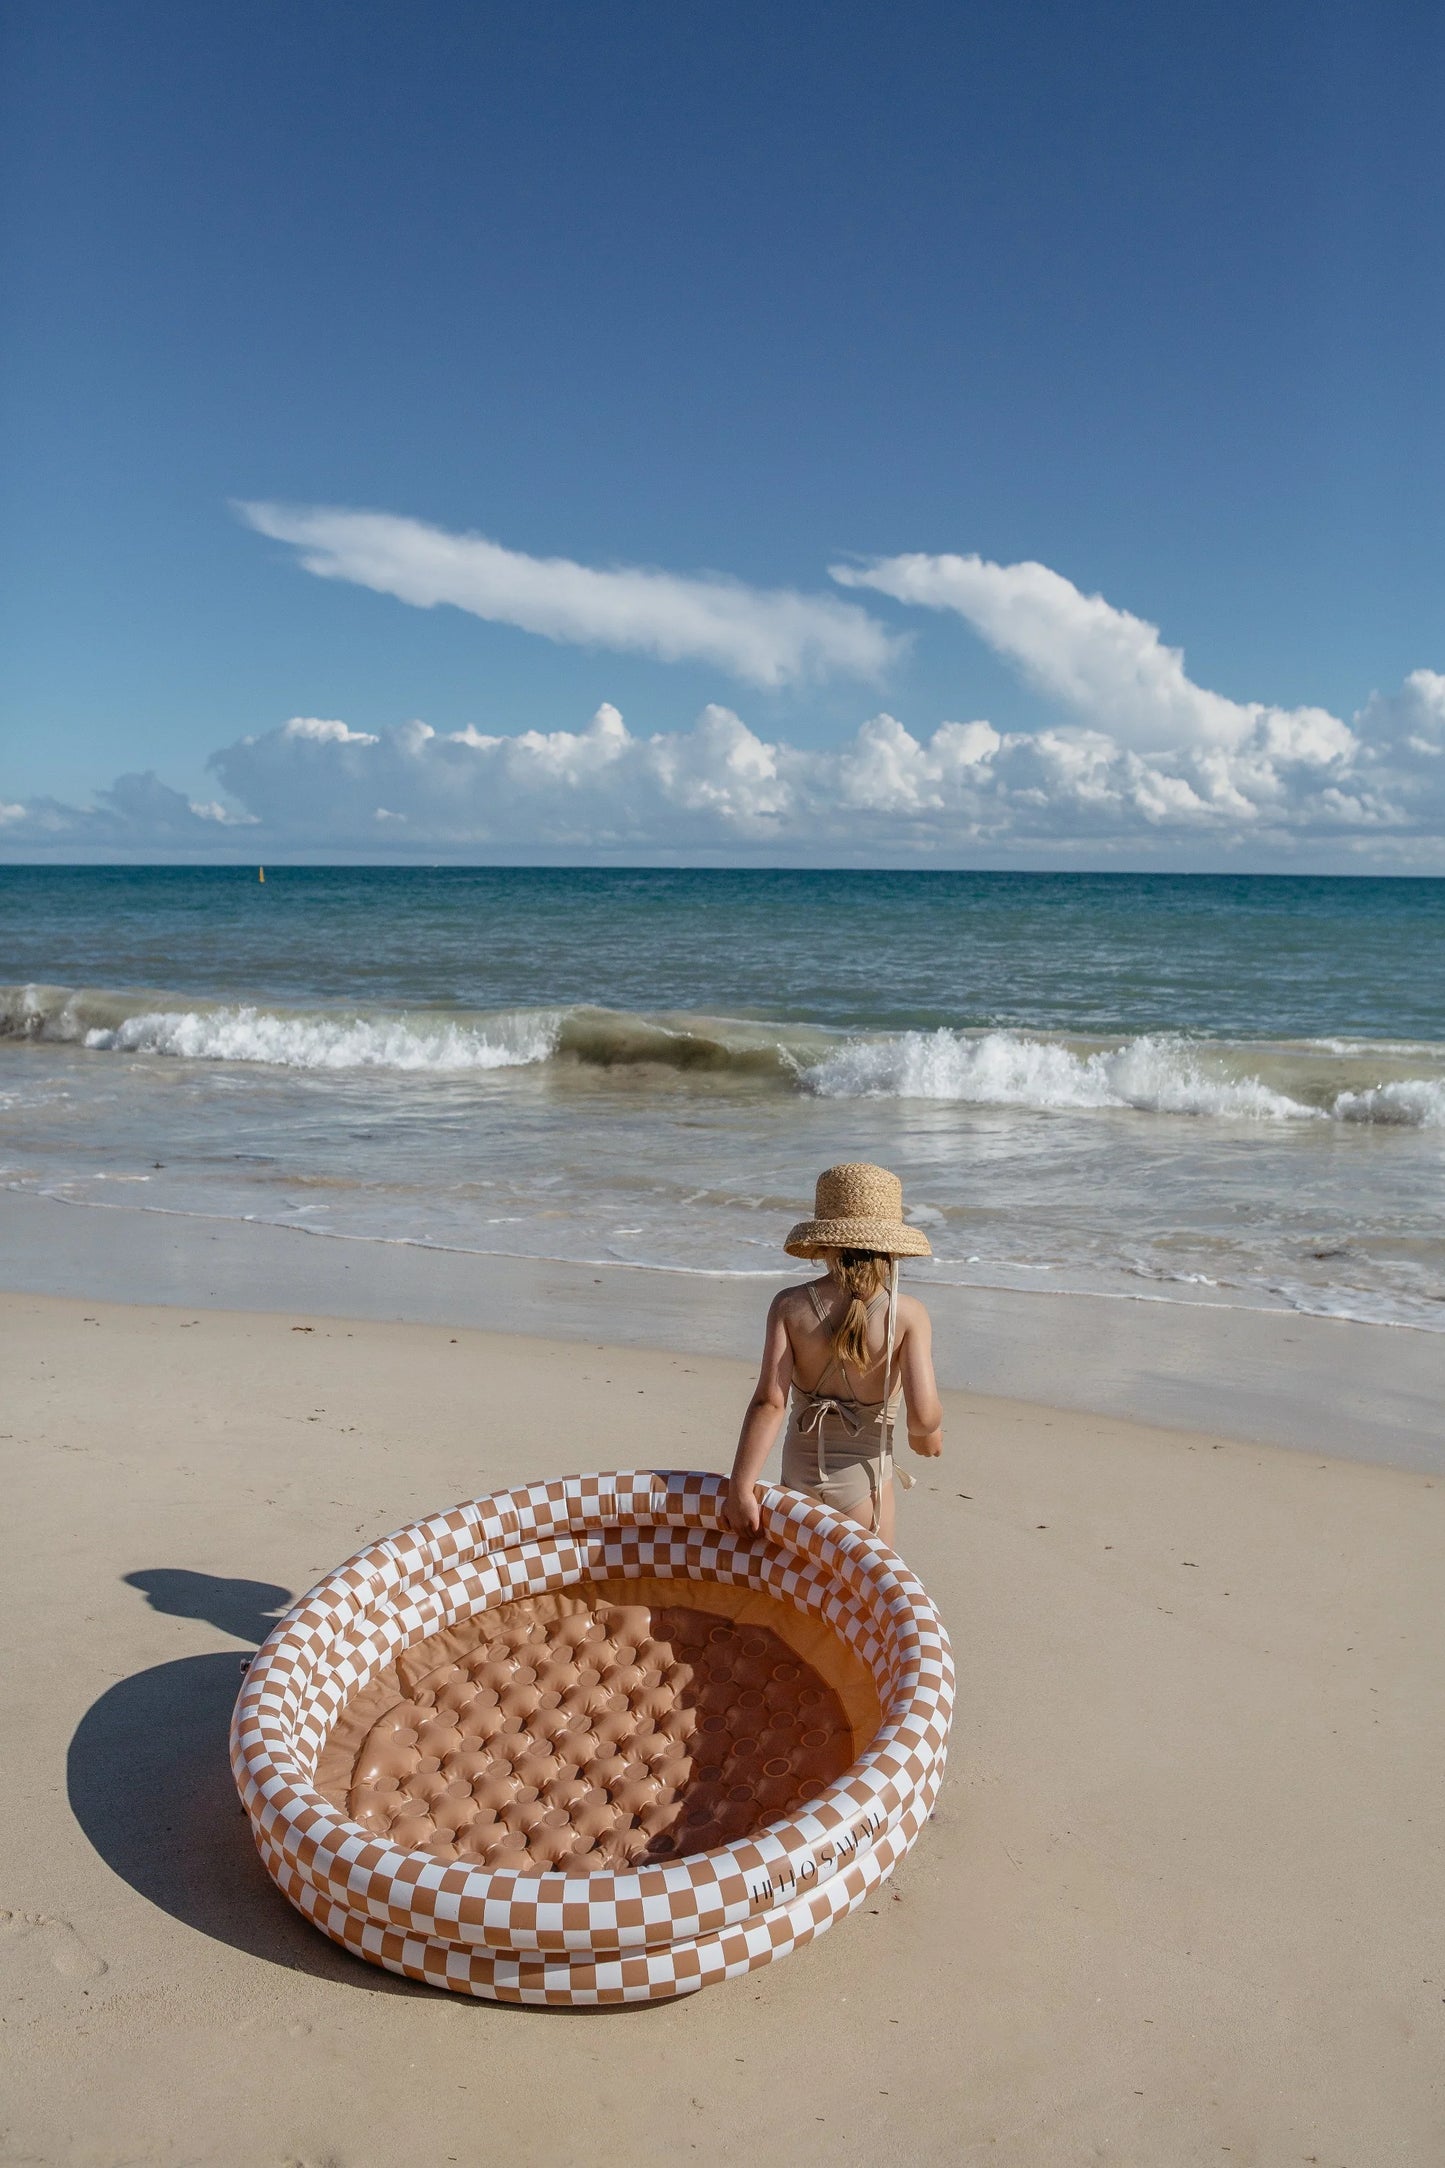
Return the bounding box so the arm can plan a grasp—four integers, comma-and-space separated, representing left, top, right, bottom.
779, 1283, 907, 1530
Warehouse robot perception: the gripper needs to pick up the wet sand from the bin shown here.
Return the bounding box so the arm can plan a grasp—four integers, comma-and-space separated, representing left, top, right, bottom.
2, 1188, 1441, 1468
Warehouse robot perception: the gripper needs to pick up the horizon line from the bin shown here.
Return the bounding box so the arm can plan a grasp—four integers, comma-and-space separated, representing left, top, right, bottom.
1, 859, 1441, 882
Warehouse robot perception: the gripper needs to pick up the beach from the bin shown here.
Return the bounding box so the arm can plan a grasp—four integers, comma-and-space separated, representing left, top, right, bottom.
4, 864, 1442, 2162
3, 1273, 1442, 2166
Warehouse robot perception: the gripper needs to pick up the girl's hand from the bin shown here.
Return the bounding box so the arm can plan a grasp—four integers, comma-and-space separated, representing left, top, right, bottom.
725, 1482, 762, 1537
908, 1430, 943, 1459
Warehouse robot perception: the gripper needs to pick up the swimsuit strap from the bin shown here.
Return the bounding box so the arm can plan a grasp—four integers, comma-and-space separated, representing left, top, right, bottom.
804, 1279, 831, 1326
801, 1281, 843, 1400
802, 1279, 886, 1401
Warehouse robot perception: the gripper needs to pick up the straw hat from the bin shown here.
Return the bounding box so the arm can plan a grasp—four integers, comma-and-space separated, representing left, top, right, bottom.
784, 1162, 932, 1260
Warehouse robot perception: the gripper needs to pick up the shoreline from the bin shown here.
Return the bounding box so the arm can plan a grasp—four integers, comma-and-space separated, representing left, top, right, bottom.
3, 1291, 1441, 2164
28, 1180, 1445, 1323
5, 1185, 1441, 1471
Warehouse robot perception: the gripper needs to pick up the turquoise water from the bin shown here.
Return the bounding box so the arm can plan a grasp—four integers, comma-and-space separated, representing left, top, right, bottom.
3, 867, 1443, 1327
5, 865, 1443, 1036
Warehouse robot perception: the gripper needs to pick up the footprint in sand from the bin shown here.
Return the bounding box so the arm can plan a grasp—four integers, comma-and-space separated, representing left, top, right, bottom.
0, 1909, 108, 1979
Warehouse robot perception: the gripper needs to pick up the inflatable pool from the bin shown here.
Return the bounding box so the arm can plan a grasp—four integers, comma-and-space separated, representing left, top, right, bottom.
231, 1470, 953, 2004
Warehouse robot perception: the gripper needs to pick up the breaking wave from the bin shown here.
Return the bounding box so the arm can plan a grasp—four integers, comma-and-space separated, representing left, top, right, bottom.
1, 985, 558, 1072
0, 985, 803, 1081
1330, 1079, 1445, 1127
3, 983, 1442, 1127
806, 1028, 1445, 1125
807, 1030, 1318, 1119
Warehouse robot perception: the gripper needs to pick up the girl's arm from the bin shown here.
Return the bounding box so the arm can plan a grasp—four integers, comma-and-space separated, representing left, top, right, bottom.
899, 1300, 944, 1457
726, 1293, 794, 1535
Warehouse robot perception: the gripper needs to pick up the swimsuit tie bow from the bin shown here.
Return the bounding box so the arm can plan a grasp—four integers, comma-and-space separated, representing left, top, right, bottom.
795, 1394, 865, 1438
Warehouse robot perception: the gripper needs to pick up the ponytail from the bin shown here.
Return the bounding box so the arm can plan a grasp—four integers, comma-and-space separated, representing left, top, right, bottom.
829, 1248, 889, 1371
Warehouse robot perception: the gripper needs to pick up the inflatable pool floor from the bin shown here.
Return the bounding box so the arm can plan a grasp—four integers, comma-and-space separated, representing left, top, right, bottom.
316, 1590, 858, 1873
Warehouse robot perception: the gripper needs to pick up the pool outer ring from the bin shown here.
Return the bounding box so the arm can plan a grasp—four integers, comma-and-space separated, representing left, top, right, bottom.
241, 1519, 942, 1955
231, 1470, 953, 2003
253, 1524, 933, 1957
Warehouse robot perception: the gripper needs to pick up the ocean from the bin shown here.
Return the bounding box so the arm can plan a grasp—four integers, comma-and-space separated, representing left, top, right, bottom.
3, 866, 1442, 1330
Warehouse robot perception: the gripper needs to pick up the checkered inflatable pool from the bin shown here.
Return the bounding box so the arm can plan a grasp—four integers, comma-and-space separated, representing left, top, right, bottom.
230, 1470, 953, 2004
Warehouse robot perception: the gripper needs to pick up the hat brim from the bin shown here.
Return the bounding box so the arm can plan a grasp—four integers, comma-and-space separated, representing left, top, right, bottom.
784, 1216, 932, 1260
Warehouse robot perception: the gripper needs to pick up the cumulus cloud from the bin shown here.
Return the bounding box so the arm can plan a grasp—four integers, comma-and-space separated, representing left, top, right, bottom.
198, 687, 1445, 855
1354, 668, 1445, 782
831, 550, 1353, 764
5, 553, 1441, 865
8, 690, 1440, 866
2, 770, 259, 849
239, 502, 902, 689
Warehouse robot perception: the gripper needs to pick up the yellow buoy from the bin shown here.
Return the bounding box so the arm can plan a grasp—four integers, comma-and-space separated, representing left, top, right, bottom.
258, 867, 265, 883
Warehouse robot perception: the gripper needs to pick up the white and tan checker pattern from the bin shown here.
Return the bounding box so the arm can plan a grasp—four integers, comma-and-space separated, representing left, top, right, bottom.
231, 1471, 953, 2004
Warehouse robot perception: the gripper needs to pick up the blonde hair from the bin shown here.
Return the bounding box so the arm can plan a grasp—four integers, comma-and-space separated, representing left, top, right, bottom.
829, 1248, 889, 1372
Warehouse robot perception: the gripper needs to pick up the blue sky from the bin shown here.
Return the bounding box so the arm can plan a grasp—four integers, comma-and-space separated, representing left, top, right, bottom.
2, 1, 1442, 865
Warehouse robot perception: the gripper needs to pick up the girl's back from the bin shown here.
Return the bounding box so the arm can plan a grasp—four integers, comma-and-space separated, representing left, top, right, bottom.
727, 1163, 944, 1549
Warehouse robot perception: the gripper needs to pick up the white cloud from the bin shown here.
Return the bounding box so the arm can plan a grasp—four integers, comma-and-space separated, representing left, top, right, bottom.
1355, 668, 1445, 772
280, 715, 380, 746
5, 555, 1441, 865
831, 550, 1354, 762
238, 502, 902, 689
201, 688, 1445, 855
7, 694, 1440, 866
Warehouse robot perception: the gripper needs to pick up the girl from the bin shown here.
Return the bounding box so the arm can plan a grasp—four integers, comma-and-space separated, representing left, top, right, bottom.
727, 1163, 943, 1547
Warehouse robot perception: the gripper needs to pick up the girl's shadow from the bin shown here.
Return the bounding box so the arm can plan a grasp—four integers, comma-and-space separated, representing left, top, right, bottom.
120, 1566, 290, 1645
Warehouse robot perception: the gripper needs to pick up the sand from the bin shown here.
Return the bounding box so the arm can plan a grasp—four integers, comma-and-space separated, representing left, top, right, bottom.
3, 1189, 1441, 1469
2, 1290, 1442, 2167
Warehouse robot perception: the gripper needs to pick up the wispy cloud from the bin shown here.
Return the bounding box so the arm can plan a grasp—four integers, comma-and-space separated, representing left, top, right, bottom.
831, 550, 1352, 763
238, 502, 903, 689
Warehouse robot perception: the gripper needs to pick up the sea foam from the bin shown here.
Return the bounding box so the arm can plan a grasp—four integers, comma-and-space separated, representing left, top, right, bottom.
5, 983, 1442, 1126
81, 1004, 559, 1072
804, 1029, 1317, 1120
1331, 1078, 1445, 1128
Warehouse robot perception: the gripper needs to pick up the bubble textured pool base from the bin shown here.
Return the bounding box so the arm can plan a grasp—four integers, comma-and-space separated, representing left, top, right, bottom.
230, 1471, 954, 2005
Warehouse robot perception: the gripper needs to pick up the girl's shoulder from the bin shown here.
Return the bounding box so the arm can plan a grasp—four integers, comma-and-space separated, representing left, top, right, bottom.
773, 1278, 830, 1331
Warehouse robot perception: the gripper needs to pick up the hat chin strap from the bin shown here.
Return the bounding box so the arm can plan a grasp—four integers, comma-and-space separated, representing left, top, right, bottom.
875, 1257, 911, 1533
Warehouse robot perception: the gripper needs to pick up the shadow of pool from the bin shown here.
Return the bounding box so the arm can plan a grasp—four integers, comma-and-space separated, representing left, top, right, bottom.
67, 1569, 427, 1995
